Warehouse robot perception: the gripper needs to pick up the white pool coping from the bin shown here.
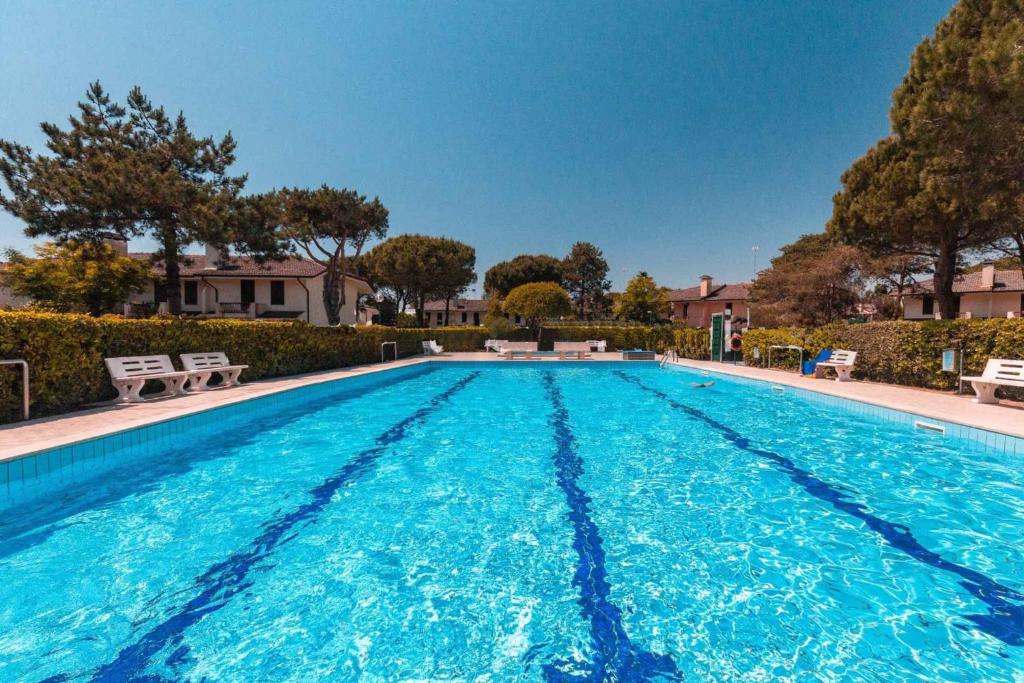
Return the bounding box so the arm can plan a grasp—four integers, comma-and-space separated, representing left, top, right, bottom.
1, 351, 1021, 462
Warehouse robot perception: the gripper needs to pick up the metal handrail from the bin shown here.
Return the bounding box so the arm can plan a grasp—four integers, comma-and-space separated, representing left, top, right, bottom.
767, 345, 803, 372
380, 341, 398, 363
659, 349, 679, 368
1, 359, 29, 421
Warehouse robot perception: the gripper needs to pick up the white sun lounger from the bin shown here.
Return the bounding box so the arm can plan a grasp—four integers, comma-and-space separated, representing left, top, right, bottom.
585, 339, 607, 352
422, 340, 444, 355
485, 339, 508, 352
962, 359, 1024, 404
105, 355, 191, 403
180, 352, 248, 391
814, 349, 858, 382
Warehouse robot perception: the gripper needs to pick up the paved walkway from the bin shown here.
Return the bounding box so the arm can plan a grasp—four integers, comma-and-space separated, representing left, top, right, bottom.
666, 357, 1024, 439
2, 352, 1021, 461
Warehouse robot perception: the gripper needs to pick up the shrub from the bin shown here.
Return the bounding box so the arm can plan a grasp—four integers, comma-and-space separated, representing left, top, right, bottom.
743, 319, 1024, 398
0, 312, 490, 422
540, 324, 708, 356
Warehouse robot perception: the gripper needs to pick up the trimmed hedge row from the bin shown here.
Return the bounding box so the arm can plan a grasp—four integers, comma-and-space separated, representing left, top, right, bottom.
541, 324, 709, 357
0, 312, 490, 422
742, 319, 1024, 396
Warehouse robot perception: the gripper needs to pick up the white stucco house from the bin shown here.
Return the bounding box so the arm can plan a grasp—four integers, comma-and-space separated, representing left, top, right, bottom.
1, 240, 375, 326
901, 263, 1024, 320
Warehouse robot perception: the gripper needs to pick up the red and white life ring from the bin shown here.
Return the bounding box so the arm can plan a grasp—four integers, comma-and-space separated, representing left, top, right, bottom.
729, 333, 743, 352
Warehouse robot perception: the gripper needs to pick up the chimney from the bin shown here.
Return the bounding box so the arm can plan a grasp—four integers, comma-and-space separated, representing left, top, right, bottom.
699, 275, 712, 298
980, 262, 995, 290
102, 236, 128, 256
204, 243, 228, 270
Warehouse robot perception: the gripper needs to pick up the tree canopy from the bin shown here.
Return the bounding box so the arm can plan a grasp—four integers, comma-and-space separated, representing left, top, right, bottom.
830, 0, 1024, 318
0, 82, 284, 314
613, 272, 671, 323
750, 234, 867, 327
279, 185, 389, 325
562, 241, 611, 319
502, 282, 572, 337
483, 254, 564, 297
361, 234, 476, 326
1, 241, 151, 316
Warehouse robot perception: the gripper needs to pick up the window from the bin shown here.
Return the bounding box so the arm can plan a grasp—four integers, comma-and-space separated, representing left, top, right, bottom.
438, 312, 445, 326
922, 295, 934, 316
154, 280, 167, 303
474, 312, 480, 326
461, 312, 467, 323
183, 281, 198, 306
241, 280, 255, 304
682, 303, 689, 318
270, 280, 285, 306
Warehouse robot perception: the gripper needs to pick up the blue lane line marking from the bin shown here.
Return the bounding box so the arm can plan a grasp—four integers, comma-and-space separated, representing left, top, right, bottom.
64, 371, 481, 683
541, 372, 680, 682
615, 370, 1024, 647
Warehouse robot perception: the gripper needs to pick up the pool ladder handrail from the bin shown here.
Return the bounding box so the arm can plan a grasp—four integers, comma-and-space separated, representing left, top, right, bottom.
1, 358, 29, 421
659, 349, 679, 368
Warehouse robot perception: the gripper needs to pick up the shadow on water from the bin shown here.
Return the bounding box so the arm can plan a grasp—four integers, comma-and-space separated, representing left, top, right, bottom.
615, 370, 1024, 648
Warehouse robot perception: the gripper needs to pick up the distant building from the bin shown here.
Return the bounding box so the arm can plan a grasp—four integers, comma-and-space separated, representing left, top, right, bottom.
667, 275, 752, 328
1, 239, 375, 326
901, 264, 1024, 320
422, 298, 489, 327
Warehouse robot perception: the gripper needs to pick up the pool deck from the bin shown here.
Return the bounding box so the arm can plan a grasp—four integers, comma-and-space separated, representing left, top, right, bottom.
1, 351, 1022, 460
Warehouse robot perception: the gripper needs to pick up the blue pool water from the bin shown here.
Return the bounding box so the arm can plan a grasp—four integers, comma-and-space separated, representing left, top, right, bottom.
2, 362, 1024, 681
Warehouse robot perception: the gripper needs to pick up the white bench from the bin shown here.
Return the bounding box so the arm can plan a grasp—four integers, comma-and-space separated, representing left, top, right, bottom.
500, 341, 539, 359
105, 355, 191, 403
180, 352, 248, 391
814, 349, 858, 382
422, 340, 444, 355
962, 359, 1024, 405
553, 341, 592, 359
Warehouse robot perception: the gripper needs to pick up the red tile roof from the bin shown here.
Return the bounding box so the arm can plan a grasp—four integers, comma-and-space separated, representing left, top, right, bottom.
907, 269, 1024, 295
667, 282, 751, 302
423, 298, 490, 312
132, 253, 371, 285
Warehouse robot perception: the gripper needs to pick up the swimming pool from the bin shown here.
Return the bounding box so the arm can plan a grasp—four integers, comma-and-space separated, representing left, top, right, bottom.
2, 362, 1023, 680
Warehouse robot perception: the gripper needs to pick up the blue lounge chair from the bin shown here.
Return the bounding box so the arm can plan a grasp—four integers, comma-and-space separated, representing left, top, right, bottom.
802, 348, 832, 376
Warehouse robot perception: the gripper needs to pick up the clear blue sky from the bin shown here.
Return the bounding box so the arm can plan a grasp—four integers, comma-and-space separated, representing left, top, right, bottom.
0, 0, 954, 294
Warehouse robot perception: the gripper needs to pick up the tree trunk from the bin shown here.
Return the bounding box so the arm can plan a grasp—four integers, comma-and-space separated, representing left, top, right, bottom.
323, 261, 342, 326
933, 240, 958, 320
416, 293, 426, 327
164, 237, 182, 315
444, 297, 451, 327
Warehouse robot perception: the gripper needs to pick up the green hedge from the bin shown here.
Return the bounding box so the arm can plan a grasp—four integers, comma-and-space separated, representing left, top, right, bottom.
0, 312, 490, 422
541, 324, 709, 357
743, 319, 1024, 397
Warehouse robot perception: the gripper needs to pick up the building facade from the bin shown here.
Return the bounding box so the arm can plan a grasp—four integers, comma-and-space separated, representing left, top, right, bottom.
901, 265, 1024, 320
2, 241, 375, 326
667, 275, 752, 328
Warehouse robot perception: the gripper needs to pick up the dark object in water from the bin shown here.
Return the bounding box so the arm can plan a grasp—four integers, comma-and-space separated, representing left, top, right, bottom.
690, 381, 715, 388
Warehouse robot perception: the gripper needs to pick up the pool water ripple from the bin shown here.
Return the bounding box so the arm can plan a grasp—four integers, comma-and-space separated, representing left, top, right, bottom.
614, 369, 1024, 648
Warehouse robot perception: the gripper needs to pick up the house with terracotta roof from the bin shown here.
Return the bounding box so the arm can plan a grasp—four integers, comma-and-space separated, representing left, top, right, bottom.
421, 298, 529, 328
667, 275, 752, 329
422, 298, 489, 327
901, 263, 1024, 320
2, 239, 374, 326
